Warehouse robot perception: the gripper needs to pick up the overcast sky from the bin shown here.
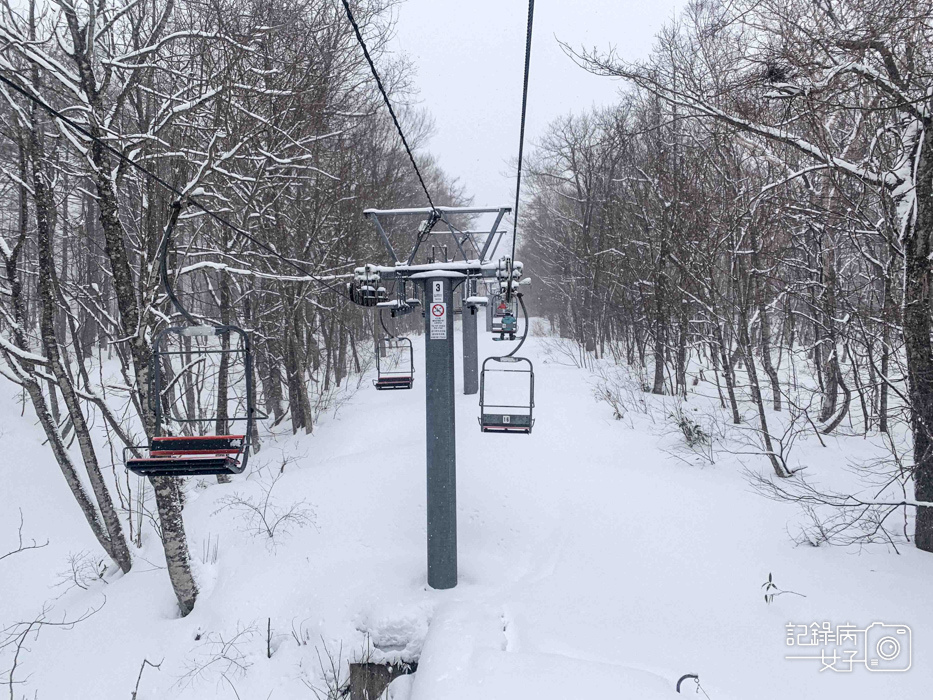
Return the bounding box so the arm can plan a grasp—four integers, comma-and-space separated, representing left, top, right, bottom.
391, 0, 683, 210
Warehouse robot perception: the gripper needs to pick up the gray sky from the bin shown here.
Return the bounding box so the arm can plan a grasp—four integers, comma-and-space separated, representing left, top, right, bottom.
392, 0, 682, 209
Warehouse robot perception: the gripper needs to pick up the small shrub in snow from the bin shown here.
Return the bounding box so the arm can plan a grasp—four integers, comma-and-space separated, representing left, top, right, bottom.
0, 509, 48, 562
1, 601, 104, 697
597, 385, 626, 421
130, 658, 162, 700
593, 364, 648, 422
303, 639, 351, 700
216, 471, 315, 544
748, 457, 913, 550
54, 551, 108, 593
761, 572, 805, 605
540, 338, 589, 368
670, 406, 709, 448
200, 533, 219, 565
179, 623, 257, 690
291, 617, 314, 647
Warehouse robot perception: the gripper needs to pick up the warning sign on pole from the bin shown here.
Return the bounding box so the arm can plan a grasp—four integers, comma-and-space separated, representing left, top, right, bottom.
430, 302, 447, 339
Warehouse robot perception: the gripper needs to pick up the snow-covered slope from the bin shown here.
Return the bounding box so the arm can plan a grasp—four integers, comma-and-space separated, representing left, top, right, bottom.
1, 326, 931, 699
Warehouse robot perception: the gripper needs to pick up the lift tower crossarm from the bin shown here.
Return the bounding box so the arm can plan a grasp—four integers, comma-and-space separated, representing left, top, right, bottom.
365, 212, 399, 264
367, 260, 518, 278
479, 208, 508, 262
363, 206, 510, 216
364, 206, 512, 267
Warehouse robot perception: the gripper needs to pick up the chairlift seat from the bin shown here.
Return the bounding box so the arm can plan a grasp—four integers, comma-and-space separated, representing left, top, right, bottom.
375, 375, 414, 390
126, 455, 241, 477
479, 413, 533, 433
127, 434, 248, 477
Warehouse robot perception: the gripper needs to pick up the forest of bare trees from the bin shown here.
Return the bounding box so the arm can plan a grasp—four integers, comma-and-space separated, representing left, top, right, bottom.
0, 0, 462, 615
521, 0, 933, 552
3, 0, 932, 623
5, 3, 933, 698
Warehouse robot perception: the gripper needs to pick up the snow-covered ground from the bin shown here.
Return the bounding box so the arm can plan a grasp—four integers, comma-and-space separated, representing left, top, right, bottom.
1, 324, 931, 699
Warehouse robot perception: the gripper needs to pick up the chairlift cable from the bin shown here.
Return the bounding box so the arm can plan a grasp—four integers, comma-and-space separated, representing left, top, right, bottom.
379, 308, 395, 339
0, 71, 356, 304
159, 202, 197, 325
504, 294, 529, 358
508, 0, 535, 302
339, 0, 438, 222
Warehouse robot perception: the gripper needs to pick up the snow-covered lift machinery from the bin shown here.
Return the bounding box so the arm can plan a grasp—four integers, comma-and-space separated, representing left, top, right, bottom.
375, 277, 420, 319
348, 264, 388, 307
491, 259, 522, 340
125, 202, 258, 477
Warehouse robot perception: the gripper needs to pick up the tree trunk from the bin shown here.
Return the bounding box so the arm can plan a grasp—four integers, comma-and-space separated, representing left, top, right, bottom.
336, 325, 348, 388
651, 268, 666, 394
757, 299, 781, 411
740, 316, 790, 478
675, 304, 688, 398
78, 91, 198, 611
151, 475, 198, 615
817, 221, 840, 423
28, 125, 132, 572
256, 339, 284, 424
0, 139, 115, 569
902, 126, 933, 552
879, 264, 896, 434
284, 323, 310, 433
714, 322, 741, 424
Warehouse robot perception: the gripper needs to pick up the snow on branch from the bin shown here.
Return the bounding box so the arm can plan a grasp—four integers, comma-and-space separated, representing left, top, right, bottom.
0, 334, 47, 364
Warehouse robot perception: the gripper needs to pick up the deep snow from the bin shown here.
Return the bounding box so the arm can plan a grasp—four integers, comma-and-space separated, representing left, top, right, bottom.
1, 323, 931, 699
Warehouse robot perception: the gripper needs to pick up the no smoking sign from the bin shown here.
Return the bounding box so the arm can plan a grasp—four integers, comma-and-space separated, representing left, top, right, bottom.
430, 302, 447, 339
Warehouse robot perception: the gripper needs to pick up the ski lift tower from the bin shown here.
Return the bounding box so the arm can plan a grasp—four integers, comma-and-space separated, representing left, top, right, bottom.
351, 205, 518, 589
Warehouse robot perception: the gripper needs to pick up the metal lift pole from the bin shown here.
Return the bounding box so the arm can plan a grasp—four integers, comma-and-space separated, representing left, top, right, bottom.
360, 206, 513, 590
462, 279, 479, 395
375, 314, 386, 358
486, 291, 497, 333
419, 273, 460, 589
